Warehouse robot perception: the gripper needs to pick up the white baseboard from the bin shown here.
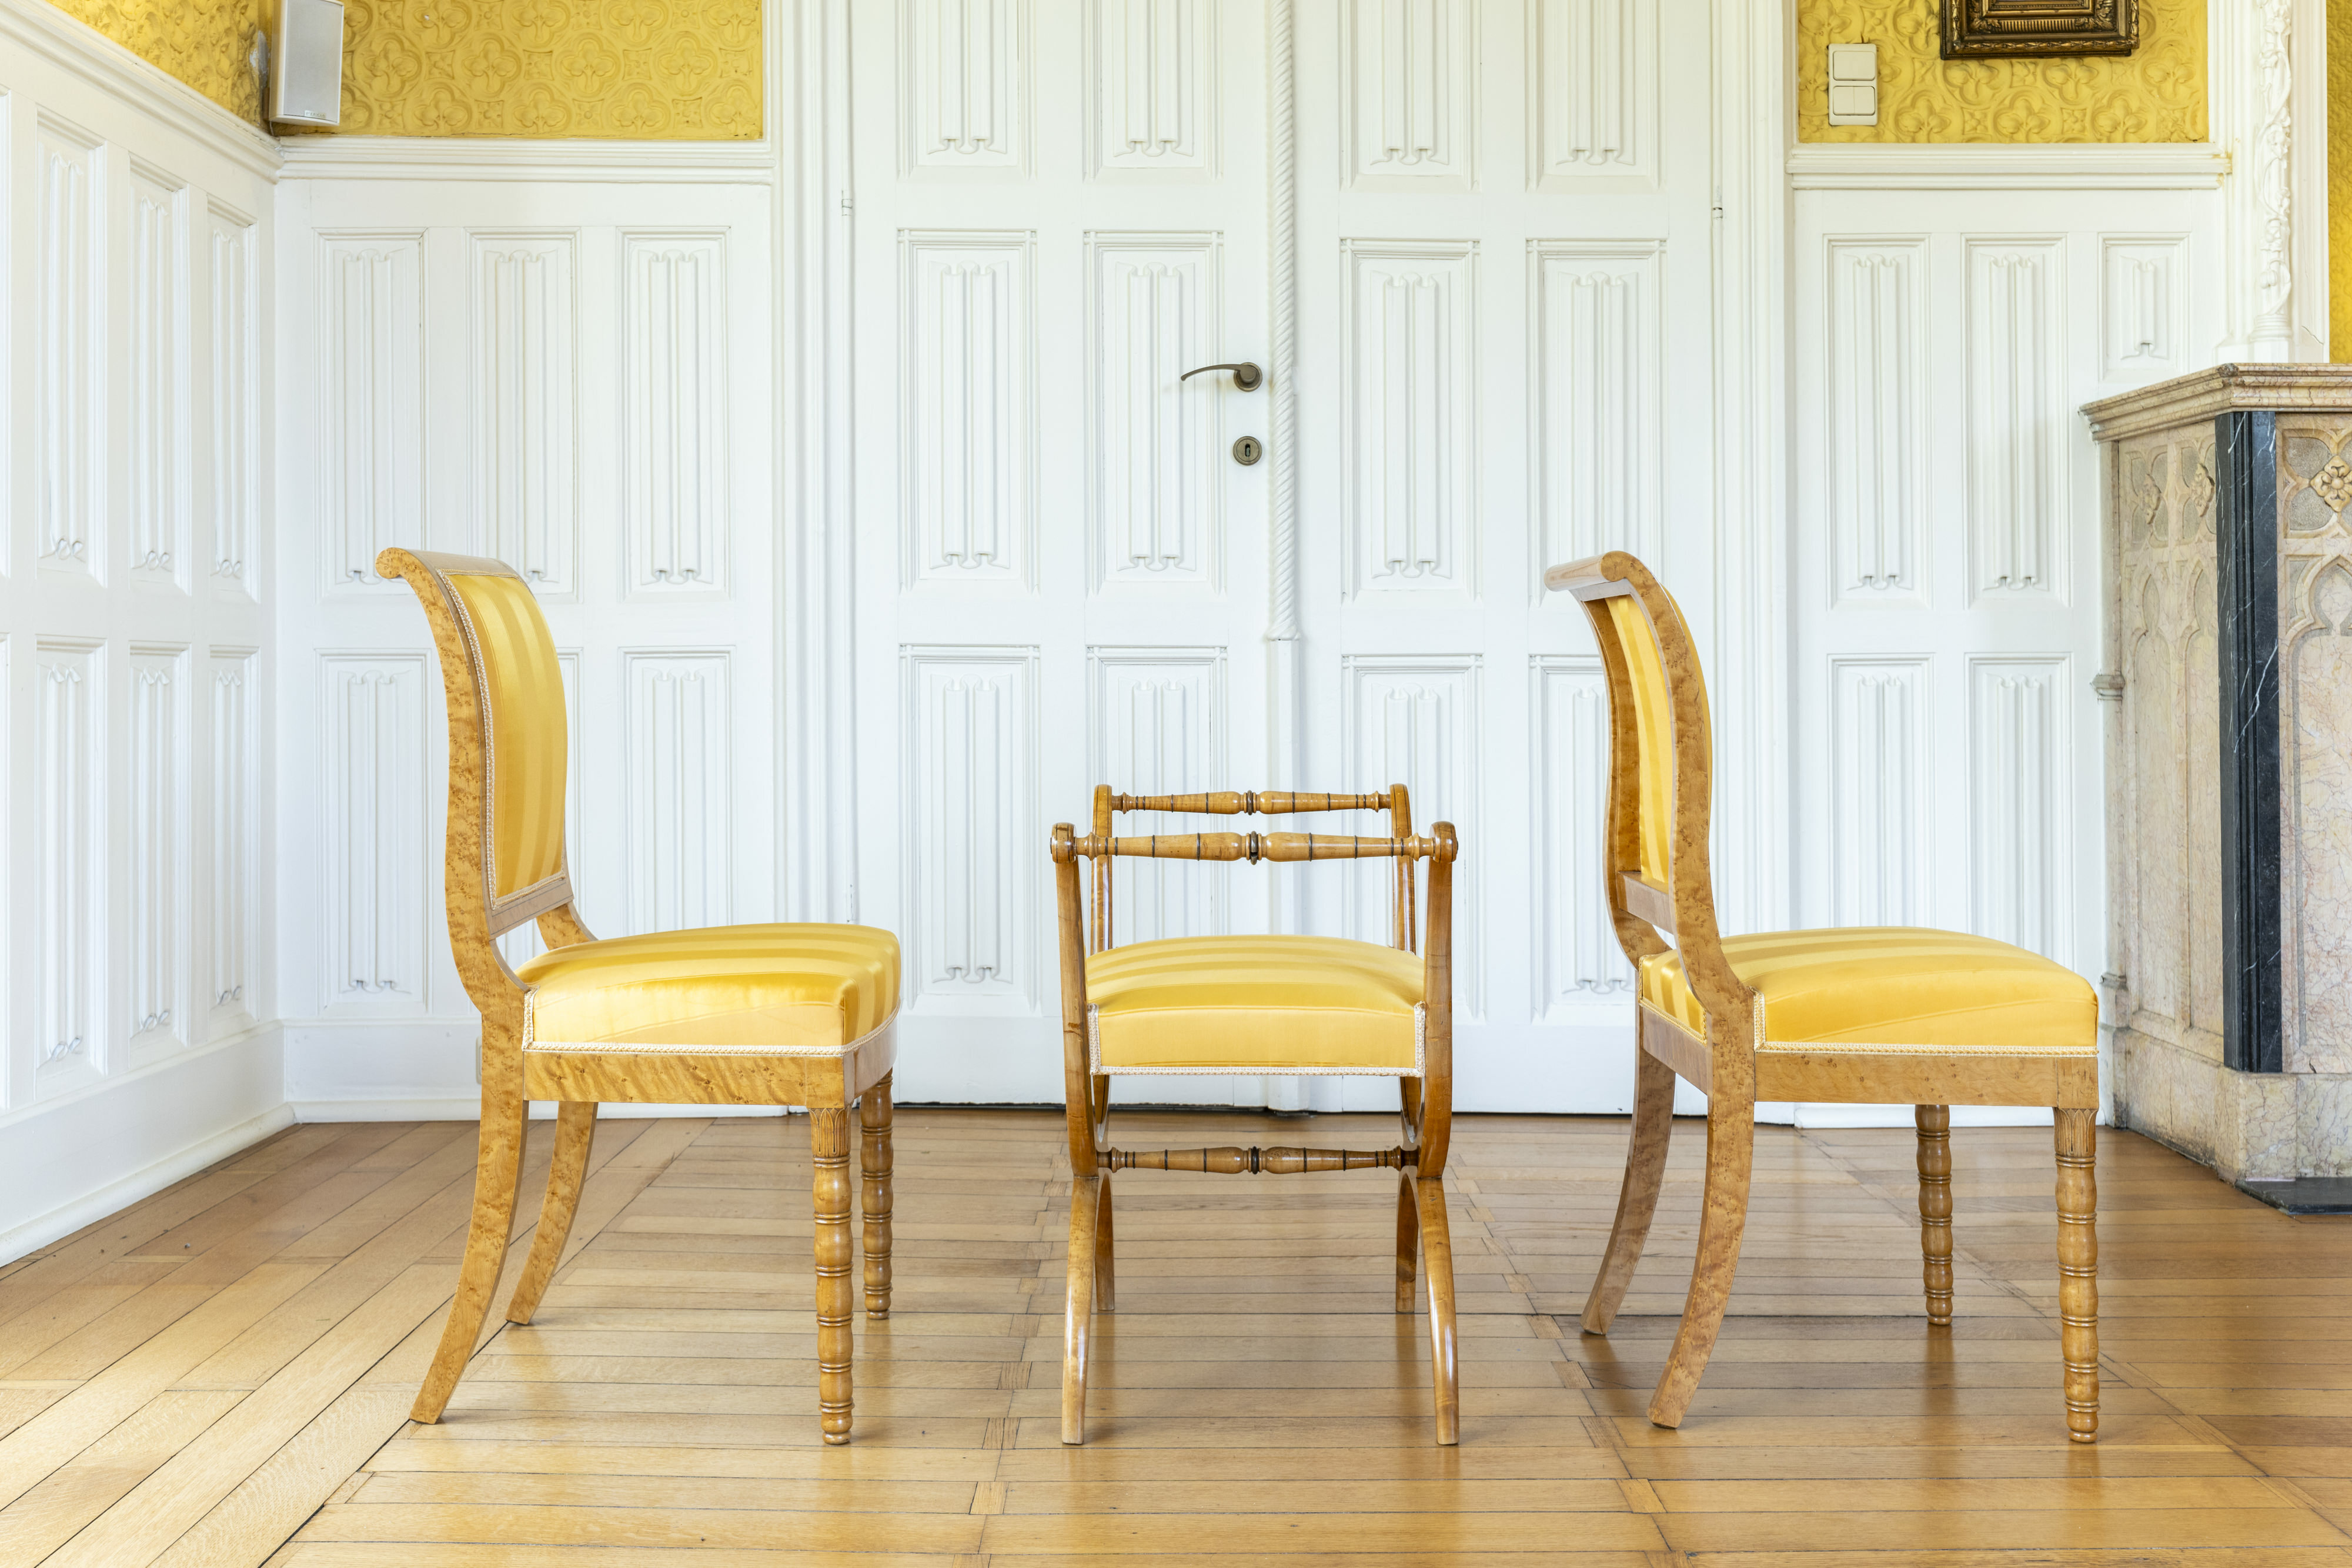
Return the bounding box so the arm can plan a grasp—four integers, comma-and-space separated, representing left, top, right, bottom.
289, 1098, 794, 1122
0, 1027, 293, 1264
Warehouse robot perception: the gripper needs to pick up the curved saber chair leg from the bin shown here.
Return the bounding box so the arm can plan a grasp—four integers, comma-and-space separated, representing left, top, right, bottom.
1647, 1096, 1755, 1429
1063, 1171, 1104, 1445
1416, 1175, 1459, 1446
1395, 1170, 1419, 1313
1095, 1172, 1116, 1313
412, 1086, 529, 1423
1582, 1045, 1676, 1335
505, 1100, 599, 1325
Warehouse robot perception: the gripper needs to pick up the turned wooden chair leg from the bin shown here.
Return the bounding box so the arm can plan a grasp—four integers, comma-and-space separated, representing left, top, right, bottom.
1648, 1096, 1755, 1429
1415, 1175, 1459, 1446
861, 1074, 894, 1320
506, 1100, 598, 1325
811, 1108, 856, 1445
1916, 1103, 1953, 1326
2056, 1107, 2099, 1443
412, 1086, 529, 1423
1062, 1170, 1104, 1445
1094, 1172, 1116, 1312
1582, 1045, 1676, 1335
1395, 1169, 1419, 1313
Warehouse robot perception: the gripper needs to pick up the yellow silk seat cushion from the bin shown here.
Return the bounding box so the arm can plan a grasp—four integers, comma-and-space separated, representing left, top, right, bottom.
1638, 927, 2097, 1055
517, 924, 900, 1054
1087, 935, 1424, 1074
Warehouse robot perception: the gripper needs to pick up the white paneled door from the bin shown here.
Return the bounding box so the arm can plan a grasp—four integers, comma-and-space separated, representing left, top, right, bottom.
853, 0, 1718, 1111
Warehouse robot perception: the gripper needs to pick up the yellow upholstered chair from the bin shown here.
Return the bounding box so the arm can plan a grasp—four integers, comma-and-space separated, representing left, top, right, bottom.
1050, 786, 1462, 1446
380, 549, 901, 1445
1549, 551, 2099, 1443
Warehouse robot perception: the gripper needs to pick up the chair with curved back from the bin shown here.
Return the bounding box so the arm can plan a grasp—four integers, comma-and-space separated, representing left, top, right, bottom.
380, 547, 901, 1445
1050, 785, 1462, 1446
1549, 550, 2099, 1443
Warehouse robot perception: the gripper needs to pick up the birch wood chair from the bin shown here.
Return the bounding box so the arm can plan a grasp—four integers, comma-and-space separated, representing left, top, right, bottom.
380, 548, 901, 1445
1549, 551, 2100, 1443
1051, 786, 1461, 1446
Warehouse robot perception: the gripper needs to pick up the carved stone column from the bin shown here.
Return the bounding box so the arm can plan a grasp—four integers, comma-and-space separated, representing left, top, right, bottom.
2084, 366, 2352, 1212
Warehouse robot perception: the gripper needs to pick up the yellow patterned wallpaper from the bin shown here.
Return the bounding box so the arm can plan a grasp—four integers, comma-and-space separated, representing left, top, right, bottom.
323, 0, 761, 138
49, 0, 269, 122
1799, 0, 2206, 142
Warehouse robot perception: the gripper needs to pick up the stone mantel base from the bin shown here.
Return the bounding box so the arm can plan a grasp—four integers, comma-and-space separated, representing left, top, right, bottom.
2113, 1025, 2352, 1186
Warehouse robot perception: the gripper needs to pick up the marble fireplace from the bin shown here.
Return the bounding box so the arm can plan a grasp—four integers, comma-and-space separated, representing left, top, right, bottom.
2084, 367, 2352, 1210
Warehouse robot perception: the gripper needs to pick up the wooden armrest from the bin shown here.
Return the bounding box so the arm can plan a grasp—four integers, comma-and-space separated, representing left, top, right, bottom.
1110, 790, 1391, 815
1079, 831, 1449, 863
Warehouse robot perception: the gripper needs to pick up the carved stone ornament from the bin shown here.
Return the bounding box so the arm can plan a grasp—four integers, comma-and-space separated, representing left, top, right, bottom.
1942, 0, 2140, 58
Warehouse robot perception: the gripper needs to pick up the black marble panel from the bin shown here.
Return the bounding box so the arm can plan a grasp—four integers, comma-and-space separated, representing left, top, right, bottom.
2215, 410, 2283, 1075
2235, 1177, 2352, 1215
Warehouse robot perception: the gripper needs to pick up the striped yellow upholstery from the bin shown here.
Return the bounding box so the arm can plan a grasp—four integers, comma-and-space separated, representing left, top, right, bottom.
1638, 928, 2097, 1054
1606, 594, 1673, 887
1087, 935, 1422, 1074
518, 924, 901, 1052
443, 571, 567, 899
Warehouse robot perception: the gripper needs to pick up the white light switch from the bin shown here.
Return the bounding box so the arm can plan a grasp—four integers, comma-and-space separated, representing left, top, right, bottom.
1827, 42, 1877, 126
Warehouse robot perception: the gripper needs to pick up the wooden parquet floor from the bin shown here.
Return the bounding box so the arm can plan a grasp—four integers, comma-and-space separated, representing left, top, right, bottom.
1, 1109, 2348, 1566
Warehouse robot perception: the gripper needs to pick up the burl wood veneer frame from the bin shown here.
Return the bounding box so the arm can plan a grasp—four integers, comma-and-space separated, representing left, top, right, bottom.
379, 547, 896, 1445
1051, 786, 1462, 1445
1549, 550, 2099, 1443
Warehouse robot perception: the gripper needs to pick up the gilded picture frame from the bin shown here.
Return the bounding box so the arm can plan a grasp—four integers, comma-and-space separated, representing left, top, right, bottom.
1942, 0, 2139, 57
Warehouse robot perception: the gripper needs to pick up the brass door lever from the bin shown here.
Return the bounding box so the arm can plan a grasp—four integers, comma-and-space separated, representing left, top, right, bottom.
1181, 361, 1264, 391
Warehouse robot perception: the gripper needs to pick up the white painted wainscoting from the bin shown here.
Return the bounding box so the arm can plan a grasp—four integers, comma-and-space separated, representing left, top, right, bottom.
1788, 146, 2230, 1128
271, 143, 784, 1119
0, 0, 285, 1256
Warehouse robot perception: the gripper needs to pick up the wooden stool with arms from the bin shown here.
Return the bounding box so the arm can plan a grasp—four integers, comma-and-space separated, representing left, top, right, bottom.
1551, 551, 2100, 1443
381, 548, 901, 1445
1051, 786, 1462, 1445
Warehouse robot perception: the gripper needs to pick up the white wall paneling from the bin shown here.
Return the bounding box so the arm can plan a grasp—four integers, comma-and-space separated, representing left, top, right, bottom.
1529, 0, 1656, 187
1088, 0, 1215, 178
1090, 646, 1228, 945
626, 650, 732, 934
1969, 654, 2070, 964
903, 646, 1040, 1010
1965, 238, 2066, 600
0, 5, 279, 1256
126, 645, 189, 1057
317, 654, 426, 1010
1089, 232, 1218, 587
1531, 656, 1632, 1017
2100, 235, 2190, 382
1828, 239, 1926, 601
1342, 654, 1481, 1013
1531, 240, 1660, 587
474, 233, 577, 591
319, 232, 423, 588
901, 230, 1035, 588
273, 166, 776, 1114
625, 231, 725, 594
1342, 0, 1475, 190
1829, 656, 1929, 927
1343, 239, 1475, 597
36, 114, 102, 577
207, 203, 259, 589
905, 0, 1031, 176
209, 649, 255, 1022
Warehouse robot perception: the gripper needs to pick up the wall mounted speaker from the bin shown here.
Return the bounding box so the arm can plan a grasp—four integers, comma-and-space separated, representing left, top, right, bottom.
267, 0, 345, 128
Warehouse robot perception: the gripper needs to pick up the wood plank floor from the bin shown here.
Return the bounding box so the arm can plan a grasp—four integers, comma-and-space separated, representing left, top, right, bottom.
1, 1108, 2348, 1566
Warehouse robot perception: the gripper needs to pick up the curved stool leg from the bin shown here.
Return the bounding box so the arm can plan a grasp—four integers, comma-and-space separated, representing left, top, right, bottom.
812, 1109, 856, 1444
1094, 1173, 1116, 1312
1582, 1044, 1676, 1334
412, 1085, 528, 1423
1062, 1171, 1104, 1445
1395, 1170, 1419, 1313
1416, 1175, 1459, 1446
1647, 1094, 1754, 1429
506, 1101, 598, 1325
861, 1074, 894, 1319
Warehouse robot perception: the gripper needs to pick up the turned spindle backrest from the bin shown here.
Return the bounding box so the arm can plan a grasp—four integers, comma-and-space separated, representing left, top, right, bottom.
1544, 551, 1752, 1028
376, 549, 585, 1005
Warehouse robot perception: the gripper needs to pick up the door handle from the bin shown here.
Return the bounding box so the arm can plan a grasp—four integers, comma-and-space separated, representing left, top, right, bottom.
1181, 361, 1264, 392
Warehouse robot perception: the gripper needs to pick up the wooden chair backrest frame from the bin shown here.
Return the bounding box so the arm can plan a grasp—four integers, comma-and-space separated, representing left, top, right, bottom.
377, 548, 597, 1031
1049, 787, 1458, 1178
1544, 552, 1760, 1091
